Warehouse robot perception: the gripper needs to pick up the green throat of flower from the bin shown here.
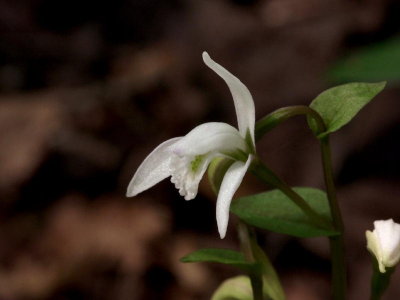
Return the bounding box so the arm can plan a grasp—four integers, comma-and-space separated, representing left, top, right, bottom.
190, 155, 205, 173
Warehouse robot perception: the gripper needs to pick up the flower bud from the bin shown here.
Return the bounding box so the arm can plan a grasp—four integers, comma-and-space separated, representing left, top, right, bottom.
366, 219, 400, 273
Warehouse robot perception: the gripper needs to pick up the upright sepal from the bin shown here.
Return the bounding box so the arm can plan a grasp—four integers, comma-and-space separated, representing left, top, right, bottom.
203, 52, 255, 144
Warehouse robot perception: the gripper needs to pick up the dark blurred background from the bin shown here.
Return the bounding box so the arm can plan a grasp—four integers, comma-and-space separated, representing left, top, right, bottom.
1, 0, 400, 299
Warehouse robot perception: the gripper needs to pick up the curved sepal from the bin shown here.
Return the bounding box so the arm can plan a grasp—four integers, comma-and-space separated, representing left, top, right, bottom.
203, 52, 255, 144
217, 155, 253, 238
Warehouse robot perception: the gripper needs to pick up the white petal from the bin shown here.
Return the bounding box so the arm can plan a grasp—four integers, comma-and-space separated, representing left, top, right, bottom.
126, 137, 181, 197
366, 219, 400, 272
366, 230, 385, 272
374, 219, 400, 267
170, 122, 247, 157
203, 52, 255, 144
216, 155, 253, 238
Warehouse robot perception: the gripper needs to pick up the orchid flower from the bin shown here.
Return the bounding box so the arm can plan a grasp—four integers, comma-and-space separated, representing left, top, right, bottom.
126, 52, 256, 238
366, 219, 400, 273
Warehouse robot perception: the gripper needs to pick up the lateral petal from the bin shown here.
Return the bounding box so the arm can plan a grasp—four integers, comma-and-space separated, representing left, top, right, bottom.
170, 122, 247, 157
216, 155, 253, 238
126, 137, 181, 197
202, 52, 255, 144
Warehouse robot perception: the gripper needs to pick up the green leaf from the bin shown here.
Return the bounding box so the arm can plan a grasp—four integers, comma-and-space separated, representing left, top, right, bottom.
181, 248, 260, 273
239, 225, 285, 300
211, 276, 254, 300
231, 187, 339, 237
309, 82, 386, 137
252, 243, 285, 300
329, 37, 400, 83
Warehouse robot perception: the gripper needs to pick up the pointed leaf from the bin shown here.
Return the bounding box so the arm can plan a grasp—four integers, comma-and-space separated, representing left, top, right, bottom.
231, 187, 339, 237
181, 248, 260, 273
308, 82, 386, 137
329, 37, 400, 82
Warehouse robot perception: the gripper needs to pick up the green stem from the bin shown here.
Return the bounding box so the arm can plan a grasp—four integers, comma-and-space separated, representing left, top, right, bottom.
320, 138, 344, 231
320, 137, 346, 300
255, 105, 326, 141
239, 221, 287, 300
329, 235, 346, 299
370, 264, 394, 300
255, 105, 347, 299
238, 222, 264, 300
250, 160, 331, 230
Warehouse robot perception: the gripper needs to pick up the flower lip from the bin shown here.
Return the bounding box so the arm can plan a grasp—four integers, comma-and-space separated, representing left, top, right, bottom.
169, 154, 211, 201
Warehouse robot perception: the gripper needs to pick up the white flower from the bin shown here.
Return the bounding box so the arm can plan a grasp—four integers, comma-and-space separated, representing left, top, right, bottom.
126, 52, 256, 239
366, 219, 400, 273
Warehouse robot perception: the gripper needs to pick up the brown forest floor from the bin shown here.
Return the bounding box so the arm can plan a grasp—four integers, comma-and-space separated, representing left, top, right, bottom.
0, 0, 400, 299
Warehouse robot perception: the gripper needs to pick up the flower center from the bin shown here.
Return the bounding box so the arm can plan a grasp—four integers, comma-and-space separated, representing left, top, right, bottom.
170, 154, 206, 200
190, 155, 204, 172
